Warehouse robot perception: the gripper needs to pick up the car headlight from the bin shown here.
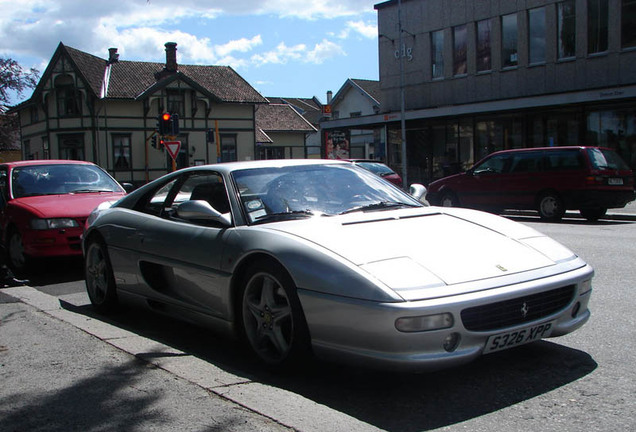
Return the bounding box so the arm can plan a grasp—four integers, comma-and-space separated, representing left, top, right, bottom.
520, 236, 576, 263
30, 218, 79, 230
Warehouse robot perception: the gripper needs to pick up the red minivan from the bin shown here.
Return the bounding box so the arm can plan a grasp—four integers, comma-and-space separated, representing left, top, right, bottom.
426, 146, 635, 221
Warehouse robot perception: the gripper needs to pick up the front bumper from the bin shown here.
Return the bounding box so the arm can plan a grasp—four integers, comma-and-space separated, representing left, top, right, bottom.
22, 227, 84, 258
299, 264, 593, 372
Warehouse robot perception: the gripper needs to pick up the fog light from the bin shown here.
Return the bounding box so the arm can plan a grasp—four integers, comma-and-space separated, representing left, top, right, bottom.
395, 313, 453, 333
572, 302, 581, 318
443, 333, 461, 352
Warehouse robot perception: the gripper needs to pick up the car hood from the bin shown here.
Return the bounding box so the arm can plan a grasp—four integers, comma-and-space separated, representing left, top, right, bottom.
11, 192, 125, 219
265, 207, 578, 297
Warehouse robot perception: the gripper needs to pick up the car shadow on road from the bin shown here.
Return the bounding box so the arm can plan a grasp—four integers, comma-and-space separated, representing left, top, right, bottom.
60, 300, 598, 432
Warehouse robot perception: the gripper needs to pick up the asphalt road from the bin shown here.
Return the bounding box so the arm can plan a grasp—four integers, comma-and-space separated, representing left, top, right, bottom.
1, 214, 635, 431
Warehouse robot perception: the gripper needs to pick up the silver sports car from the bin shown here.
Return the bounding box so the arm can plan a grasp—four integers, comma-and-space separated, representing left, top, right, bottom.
83, 159, 593, 371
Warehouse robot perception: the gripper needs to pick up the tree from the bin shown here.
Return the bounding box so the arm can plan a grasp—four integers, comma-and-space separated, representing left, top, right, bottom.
0, 58, 40, 150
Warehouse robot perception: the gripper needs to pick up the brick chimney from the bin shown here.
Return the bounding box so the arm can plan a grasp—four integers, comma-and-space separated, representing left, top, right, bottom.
165, 42, 178, 72
108, 48, 119, 64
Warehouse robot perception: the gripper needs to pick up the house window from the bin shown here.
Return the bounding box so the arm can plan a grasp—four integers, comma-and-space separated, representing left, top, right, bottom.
431, 30, 444, 79
476, 19, 492, 72
220, 134, 237, 162
113, 134, 131, 170
350, 111, 362, 118
588, 0, 608, 54
453, 25, 467, 76
622, 0, 636, 49
30, 106, 39, 124
558, 1, 576, 59
502, 13, 518, 68
167, 89, 185, 116
56, 84, 80, 117
58, 134, 85, 160
529, 7, 546, 64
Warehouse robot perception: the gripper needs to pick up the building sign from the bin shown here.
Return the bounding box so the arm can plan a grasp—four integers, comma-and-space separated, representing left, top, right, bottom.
322, 104, 332, 118
325, 130, 350, 159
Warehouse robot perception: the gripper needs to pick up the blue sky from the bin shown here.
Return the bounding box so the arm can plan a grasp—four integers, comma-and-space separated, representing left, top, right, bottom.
0, 0, 383, 105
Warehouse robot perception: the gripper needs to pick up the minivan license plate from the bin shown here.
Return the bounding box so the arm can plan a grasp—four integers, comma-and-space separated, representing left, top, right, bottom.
608, 178, 624, 185
483, 321, 555, 354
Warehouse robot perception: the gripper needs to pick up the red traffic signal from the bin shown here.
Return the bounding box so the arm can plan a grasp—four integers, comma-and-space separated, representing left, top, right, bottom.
158, 112, 173, 135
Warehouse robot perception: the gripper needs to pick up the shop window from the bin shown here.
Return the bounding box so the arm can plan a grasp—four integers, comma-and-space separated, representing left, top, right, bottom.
558, 1, 576, 59
476, 19, 492, 72
622, 0, 636, 49
588, 0, 608, 54
502, 14, 518, 68
431, 30, 444, 79
113, 134, 131, 170
453, 25, 467, 76
528, 7, 546, 64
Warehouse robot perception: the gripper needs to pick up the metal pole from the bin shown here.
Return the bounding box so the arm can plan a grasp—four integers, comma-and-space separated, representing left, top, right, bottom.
398, 0, 408, 187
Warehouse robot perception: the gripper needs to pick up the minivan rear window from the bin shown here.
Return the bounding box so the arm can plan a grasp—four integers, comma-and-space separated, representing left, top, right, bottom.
543, 149, 584, 171
587, 148, 631, 171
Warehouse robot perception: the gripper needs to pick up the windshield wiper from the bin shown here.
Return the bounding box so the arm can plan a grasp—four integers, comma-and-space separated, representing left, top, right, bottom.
339, 201, 418, 215
70, 189, 116, 193
254, 210, 316, 223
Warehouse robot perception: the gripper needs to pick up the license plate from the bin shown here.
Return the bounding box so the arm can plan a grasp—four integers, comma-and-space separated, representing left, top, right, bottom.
608, 178, 624, 185
483, 321, 555, 354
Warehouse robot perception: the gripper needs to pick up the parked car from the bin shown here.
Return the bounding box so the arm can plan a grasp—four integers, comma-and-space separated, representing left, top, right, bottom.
83, 159, 592, 371
426, 146, 635, 221
0, 160, 127, 271
348, 159, 403, 187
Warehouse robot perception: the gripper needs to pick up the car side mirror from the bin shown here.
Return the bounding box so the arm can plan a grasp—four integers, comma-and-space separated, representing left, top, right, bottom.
176, 200, 232, 226
409, 183, 427, 202
121, 182, 135, 193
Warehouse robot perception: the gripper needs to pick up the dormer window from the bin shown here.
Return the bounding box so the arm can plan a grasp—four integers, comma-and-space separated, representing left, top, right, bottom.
55, 75, 81, 117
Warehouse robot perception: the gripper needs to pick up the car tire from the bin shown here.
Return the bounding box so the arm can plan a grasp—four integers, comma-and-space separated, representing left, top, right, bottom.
84, 237, 118, 313
579, 207, 607, 221
439, 191, 459, 207
537, 192, 565, 222
239, 260, 310, 367
7, 228, 29, 273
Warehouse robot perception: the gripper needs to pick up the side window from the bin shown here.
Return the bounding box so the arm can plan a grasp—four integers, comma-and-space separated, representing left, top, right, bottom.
545, 150, 584, 170
510, 153, 540, 173
474, 154, 511, 174
141, 178, 179, 216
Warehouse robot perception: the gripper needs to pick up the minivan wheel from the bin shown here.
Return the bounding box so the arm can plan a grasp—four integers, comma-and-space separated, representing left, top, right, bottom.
580, 207, 607, 221
537, 192, 565, 222
439, 191, 458, 207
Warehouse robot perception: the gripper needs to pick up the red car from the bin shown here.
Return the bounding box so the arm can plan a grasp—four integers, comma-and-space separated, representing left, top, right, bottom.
0, 160, 127, 271
426, 146, 635, 221
349, 159, 403, 188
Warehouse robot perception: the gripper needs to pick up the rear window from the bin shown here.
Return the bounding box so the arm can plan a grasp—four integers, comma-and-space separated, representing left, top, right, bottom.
587, 148, 631, 171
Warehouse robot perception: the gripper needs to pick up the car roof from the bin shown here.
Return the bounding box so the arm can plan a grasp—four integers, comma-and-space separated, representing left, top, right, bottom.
1, 159, 97, 168
487, 146, 611, 156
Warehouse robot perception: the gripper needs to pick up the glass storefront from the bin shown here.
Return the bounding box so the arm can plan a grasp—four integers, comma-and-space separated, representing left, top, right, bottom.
383, 102, 636, 185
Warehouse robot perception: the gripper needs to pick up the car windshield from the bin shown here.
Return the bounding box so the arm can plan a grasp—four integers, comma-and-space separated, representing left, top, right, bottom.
12, 164, 123, 198
587, 148, 631, 171
232, 163, 421, 224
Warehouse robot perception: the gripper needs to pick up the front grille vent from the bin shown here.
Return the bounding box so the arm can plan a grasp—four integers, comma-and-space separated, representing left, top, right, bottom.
461, 285, 576, 331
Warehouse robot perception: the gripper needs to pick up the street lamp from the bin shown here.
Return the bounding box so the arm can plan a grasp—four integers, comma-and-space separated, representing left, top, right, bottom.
398, 0, 407, 187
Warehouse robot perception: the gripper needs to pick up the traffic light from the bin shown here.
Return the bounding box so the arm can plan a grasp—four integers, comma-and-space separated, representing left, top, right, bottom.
151, 135, 158, 148
158, 112, 172, 135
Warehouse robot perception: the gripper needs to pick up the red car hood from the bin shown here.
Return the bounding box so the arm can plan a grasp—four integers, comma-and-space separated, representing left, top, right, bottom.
12, 192, 125, 218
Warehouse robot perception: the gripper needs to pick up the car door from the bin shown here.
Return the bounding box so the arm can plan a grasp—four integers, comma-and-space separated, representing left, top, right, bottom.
134, 170, 234, 320
459, 153, 512, 208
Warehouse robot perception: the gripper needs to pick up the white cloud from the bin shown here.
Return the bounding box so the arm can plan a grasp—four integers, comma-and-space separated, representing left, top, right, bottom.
215, 35, 263, 57
305, 39, 346, 64
251, 42, 306, 66
346, 20, 377, 39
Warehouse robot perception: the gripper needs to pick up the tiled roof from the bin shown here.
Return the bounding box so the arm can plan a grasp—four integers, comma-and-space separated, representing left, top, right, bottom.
256, 104, 317, 133
33, 43, 267, 104
351, 79, 381, 105
266, 97, 323, 126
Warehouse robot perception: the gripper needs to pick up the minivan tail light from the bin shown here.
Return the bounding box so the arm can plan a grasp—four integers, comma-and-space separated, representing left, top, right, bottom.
585, 176, 604, 185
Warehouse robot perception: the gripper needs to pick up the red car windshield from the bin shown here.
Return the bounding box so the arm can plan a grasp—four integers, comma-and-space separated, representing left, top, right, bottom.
11, 164, 123, 198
